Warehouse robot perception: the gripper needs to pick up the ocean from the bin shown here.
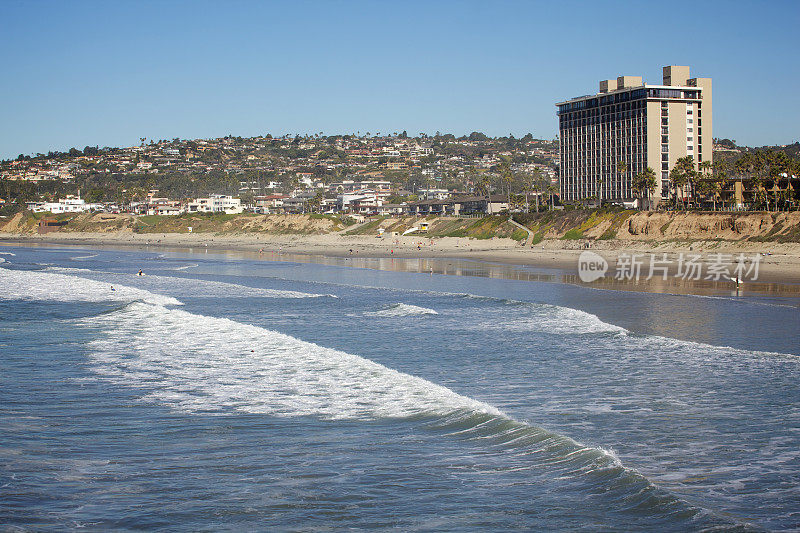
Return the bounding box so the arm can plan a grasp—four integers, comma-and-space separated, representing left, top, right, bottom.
1, 244, 799, 531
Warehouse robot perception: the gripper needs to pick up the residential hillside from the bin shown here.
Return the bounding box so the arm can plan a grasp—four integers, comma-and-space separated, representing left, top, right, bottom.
3, 210, 799, 244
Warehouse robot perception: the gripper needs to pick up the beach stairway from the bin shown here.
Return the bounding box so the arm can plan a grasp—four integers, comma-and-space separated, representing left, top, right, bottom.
507, 217, 535, 247
334, 220, 372, 235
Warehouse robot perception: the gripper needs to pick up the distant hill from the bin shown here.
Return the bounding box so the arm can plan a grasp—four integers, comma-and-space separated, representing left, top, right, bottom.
714, 139, 800, 164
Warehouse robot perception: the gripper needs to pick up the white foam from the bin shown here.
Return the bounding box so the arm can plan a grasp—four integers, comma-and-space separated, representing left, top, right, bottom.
83, 302, 499, 421
366, 303, 439, 317
71, 298, 700, 519
169, 264, 198, 271
477, 303, 627, 336
0, 268, 181, 306
71, 253, 98, 260
50, 267, 336, 300
624, 333, 795, 359
0, 252, 15, 256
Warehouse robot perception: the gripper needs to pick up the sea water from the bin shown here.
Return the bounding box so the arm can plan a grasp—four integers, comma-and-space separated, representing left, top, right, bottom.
1, 245, 798, 531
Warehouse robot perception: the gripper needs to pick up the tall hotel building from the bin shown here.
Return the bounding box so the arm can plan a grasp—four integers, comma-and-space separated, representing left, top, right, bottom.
557, 66, 712, 205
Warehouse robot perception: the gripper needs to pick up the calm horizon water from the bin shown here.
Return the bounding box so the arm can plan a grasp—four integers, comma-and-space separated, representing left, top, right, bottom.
1, 244, 799, 531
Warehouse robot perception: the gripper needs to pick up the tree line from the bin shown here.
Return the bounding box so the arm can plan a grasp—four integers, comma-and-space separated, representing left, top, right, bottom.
630, 149, 798, 211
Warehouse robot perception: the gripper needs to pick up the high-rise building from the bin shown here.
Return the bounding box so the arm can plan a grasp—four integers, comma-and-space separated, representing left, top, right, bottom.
556, 66, 712, 206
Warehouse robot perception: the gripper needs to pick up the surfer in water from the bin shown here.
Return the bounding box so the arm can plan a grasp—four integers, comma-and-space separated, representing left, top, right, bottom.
137, 269, 144, 276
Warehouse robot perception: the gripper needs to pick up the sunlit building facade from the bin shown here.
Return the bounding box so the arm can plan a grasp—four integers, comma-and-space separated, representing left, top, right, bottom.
557, 66, 712, 205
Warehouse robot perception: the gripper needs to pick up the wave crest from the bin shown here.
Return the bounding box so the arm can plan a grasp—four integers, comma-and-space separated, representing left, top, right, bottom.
79, 301, 735, 529
366, 303, 439, 317
0, 268, 182, 306
477, 303, 626, 336
50, 267, 336, 299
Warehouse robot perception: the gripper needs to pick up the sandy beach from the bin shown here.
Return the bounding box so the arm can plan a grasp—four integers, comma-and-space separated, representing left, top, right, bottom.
3, 230, 800, 298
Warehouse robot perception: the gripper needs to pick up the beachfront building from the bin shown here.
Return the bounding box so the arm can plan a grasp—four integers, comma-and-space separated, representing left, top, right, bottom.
33, 196, 101, 214
329, 180, 392, 204
186, 195, 243, 214
338, 189, 383, 214
253, 194, 287, 214
406, 194, 509, 216
146, 198, 182, 216
557, 65, 712, 206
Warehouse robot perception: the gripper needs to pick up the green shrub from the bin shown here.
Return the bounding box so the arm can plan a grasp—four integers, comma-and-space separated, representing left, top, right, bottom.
511, 228, 528, 241
598, 229, 617, 240
562, 228, 584, 240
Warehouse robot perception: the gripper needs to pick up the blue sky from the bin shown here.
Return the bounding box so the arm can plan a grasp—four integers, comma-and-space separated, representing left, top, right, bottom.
1, 0, 798, 159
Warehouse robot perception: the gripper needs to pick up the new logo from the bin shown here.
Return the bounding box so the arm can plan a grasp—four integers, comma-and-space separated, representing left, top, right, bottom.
578, 251, 608, 282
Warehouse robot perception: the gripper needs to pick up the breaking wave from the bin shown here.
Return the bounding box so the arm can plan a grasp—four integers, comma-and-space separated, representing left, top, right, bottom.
79, 300, 737, 529
366, 303, 439, 317
85, 301, 491, 420
475, 302, 627, 336
0, 268, 181, 306
169, 264, 198, 271
49, 267, 336, 299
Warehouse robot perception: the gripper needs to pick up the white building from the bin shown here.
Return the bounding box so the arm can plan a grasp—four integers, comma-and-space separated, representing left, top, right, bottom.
186, 195, 243, 214
146, 199, 183, 216
34, 197, 99, 214
329, 180, 392, 203
338, 189, 382, 213
418, 188, 450, 200
152, 205, 183, 216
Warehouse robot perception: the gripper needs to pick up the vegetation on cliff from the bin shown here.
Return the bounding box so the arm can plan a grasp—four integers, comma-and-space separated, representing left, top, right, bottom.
2, 209, 800, 243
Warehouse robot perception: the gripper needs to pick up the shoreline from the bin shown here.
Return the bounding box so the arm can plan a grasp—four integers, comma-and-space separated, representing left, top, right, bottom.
3, 231, 800, 299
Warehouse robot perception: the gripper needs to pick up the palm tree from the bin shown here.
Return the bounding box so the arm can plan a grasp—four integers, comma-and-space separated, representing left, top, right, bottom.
523, 170, 542, 213
546, 184, 558, 210
498, 157, 513, 209
669, 156, 695, 209
614, 161, 628, 207
709, 180, 722, 211
697, 160, 714, 210
754, 183, 768, 210
597, 175, 605, 205
699, 160, 712, 182
632, 167, 657, 210
474, 172, 493, 214
713, 160, 731, 210
308, 191, 324, 213
695, 177, 719, 211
